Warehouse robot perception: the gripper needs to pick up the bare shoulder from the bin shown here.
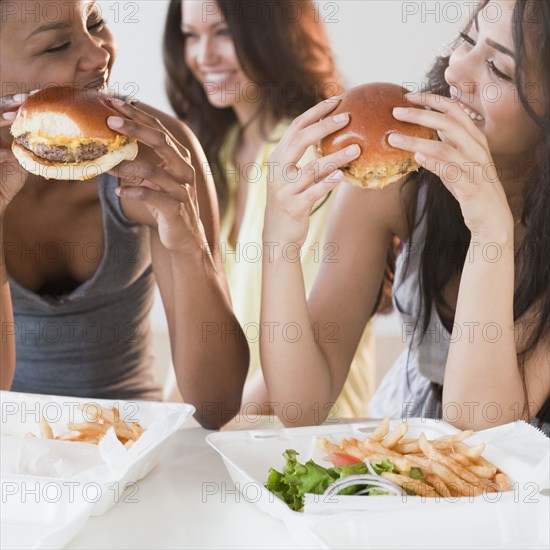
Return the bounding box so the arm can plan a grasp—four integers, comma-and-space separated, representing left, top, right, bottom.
329, 174, 418, 242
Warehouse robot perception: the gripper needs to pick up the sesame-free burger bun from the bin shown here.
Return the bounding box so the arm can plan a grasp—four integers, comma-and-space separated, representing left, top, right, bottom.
10, 86, 138, 181
319, 83, 437, 190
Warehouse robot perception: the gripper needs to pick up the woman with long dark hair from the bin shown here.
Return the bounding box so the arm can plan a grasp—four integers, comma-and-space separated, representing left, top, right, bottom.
0, 0, 249, 429
260, 0, 550, 433
163, 0, 377, 417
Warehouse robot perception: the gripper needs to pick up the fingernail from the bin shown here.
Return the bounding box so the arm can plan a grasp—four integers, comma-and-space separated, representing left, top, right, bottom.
345, 144, 360, 157
2, 111, 17, 120
333, 113, 349, 123
324, 96, 340, 103
13, 93, 28, 102
388, 133, 403, 145
107, 116, 124, 128
29, 89, 40, 95
110, 97, 125, 106
393, 107, 408, 116
115, 187, 123, 196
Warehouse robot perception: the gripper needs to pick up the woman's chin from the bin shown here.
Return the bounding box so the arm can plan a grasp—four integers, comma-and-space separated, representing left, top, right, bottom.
205, 94, 237, 110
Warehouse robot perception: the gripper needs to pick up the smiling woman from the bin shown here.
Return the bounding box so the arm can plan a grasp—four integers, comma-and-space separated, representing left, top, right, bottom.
259, 0, 550, 434
163, 0, 378, 419
0, 0, 249, 429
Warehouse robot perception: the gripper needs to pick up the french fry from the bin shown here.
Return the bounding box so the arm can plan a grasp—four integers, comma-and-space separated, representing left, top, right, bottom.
317, 438, 342, 454
494, 472, 512, 492
40, 417, 54, 439
318, 419, 510, 499
435, 430, 474, 444
419, 433, 481, 485
36, 402, 145, 446
455, 442, 486, 459
381, 420, 408, 449
424, 473, 452, 497
467, 463, 497, 479
369, 417, 390, 442
381, 472, 439, 497
449, 452, 471, 466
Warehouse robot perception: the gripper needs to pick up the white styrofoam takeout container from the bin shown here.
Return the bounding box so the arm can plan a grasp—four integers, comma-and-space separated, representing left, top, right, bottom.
1, 390, 195, 548
207, 418, 550, 549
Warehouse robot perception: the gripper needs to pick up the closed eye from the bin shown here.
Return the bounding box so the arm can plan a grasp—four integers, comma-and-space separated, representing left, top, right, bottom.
44, 42, 71, 54
487, 60, 512, 82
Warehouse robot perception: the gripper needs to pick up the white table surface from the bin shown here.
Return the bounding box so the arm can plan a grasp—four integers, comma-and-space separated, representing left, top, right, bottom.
66, 421, 299, 549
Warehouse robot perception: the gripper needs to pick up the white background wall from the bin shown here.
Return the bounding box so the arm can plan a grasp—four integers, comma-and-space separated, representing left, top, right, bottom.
99, 0, 470, 379
103, 0, 469, 110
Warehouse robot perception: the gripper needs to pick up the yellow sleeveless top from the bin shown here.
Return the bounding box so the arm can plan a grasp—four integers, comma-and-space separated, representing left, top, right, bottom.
219, 120, 375, 417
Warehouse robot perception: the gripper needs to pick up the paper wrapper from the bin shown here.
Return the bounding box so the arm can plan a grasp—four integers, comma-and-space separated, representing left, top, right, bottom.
1, 392, 194, 482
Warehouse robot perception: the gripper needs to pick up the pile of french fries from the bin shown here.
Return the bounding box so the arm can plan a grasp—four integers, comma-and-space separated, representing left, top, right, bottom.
35, 404, 145, 448
319, 418, 511, 498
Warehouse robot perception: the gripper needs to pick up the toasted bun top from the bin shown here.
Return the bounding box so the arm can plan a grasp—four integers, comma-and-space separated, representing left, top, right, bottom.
319, 82, 434, 169
11, 86, 121, 140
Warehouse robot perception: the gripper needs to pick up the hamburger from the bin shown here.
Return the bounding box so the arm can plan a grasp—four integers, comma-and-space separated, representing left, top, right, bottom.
10, 86, 138, 181
319, 83, 437, 189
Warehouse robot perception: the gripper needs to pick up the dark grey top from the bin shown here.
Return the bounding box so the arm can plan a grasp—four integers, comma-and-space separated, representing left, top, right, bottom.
9, 173, 162, 400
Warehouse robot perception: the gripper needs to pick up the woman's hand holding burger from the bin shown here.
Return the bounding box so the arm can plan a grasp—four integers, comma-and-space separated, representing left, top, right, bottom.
390, 92, 513, 242
0, 93, 31, 217
263, 98, 360, 247
107, 98, 206, 254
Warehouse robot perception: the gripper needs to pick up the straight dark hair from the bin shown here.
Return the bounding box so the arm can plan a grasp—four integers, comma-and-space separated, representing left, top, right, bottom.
163, 0, 342, 214
414, 0, 550, 425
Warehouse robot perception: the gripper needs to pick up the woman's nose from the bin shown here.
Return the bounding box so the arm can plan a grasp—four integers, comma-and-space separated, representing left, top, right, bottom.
445, 55, 479, 102
196, 36, 218, 66
79, 35, 110, 73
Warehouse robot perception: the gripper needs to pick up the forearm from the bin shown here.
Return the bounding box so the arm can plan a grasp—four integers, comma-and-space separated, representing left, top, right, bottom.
260, 246, 334, 426
170, 246, 249, 429
0, 218, 16, 390
443, 233, 521, 429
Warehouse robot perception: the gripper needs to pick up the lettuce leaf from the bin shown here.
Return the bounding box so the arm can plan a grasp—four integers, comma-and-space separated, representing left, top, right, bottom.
265, 449, 395, 511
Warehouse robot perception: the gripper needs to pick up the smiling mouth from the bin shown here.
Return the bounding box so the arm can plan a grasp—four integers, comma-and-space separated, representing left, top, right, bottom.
201, 71, 236, 84
453, 97, 485, 123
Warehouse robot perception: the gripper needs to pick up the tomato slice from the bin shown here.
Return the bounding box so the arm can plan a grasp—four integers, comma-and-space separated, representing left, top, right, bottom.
324, 452, 362, 467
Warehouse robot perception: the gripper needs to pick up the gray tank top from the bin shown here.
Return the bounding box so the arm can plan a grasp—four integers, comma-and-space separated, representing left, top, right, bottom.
369, 183, 549, 436
9, 173, 162, 400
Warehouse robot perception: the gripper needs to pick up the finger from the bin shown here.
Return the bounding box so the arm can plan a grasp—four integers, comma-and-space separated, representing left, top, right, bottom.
295, 111, 353, 153
275, 111, 350, 168
388, 132, 461, 165
302, 169, 344, 205
108, 98, 191, 159
290, 97, 342, 132
0, 93, 28, 108
107, 115, 188, 169
393, 106, 485, 150
0, 94, 28, 126
414, 153, 460, 200
297, 144, 361, 193
109, 159, 189, 194
116, 185, 197, 222
405, 91, 482, 129
109, 97, 167, 130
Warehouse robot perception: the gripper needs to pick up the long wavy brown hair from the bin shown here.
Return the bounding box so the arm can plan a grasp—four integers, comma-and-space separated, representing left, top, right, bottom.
406, 0, 550, 426
163, 0, 342, 214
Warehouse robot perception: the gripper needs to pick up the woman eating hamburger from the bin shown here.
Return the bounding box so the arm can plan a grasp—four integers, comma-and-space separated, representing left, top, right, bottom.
0, 0, 249, 429
260, 0, 550, 435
